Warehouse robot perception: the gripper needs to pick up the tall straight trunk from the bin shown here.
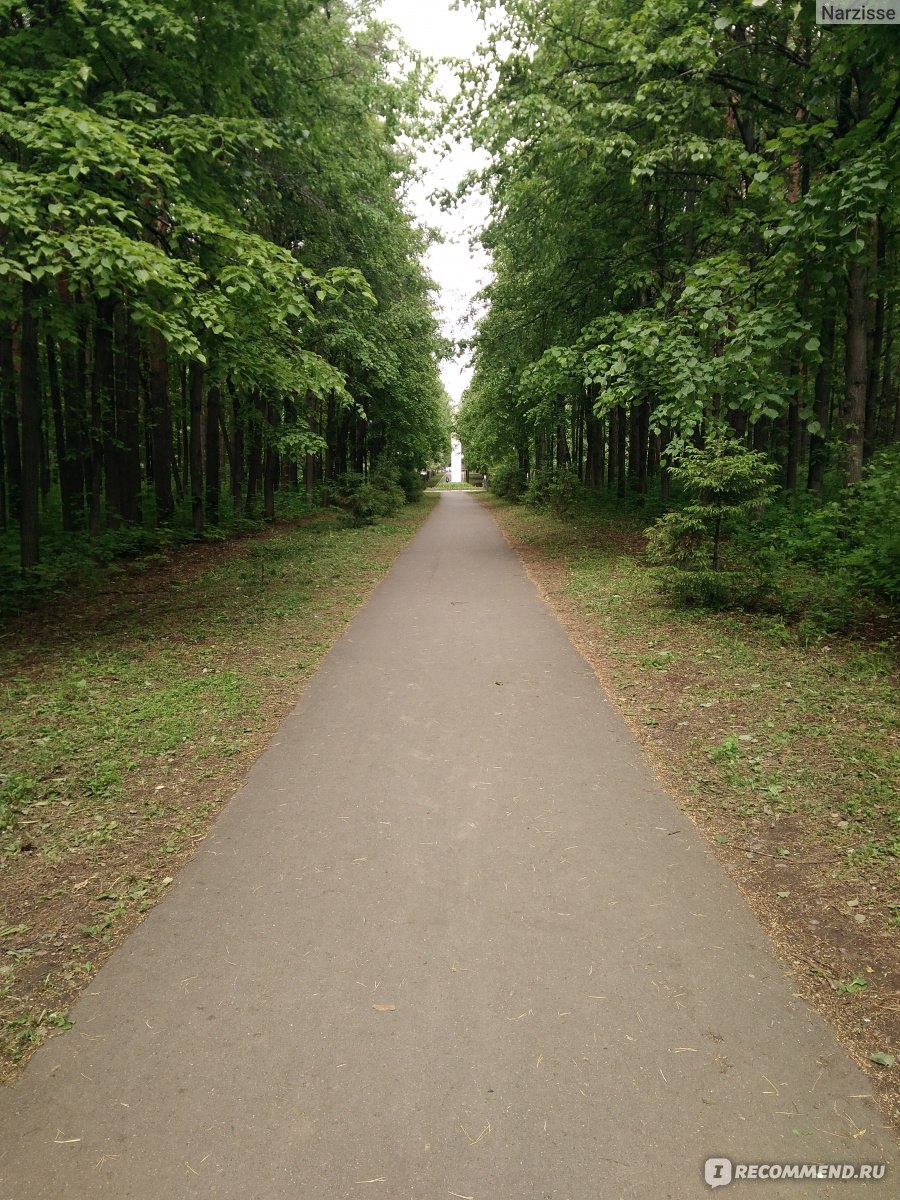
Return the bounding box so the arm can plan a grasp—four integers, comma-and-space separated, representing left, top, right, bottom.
57, 309, 89, 528
229, 384, 244, 514
786, 398, 801, 491
45, 336, 76, 531
146, 328, 174, 524
0, 384, 5, 530
353, 413, 366, 474
283, 397, 299, 490
304, 390, 316, 505
205, 383, 221, 525
864, 216, 887, 464
0, 322, 21, 524
575, 397, 584, 481
660, 427, 671, 503
647, 430, 660, 484
785, 367, 802, 492
807, 312, 837, 493
19, 283, 41, 568
91, 298, 115, 536
115, 308, 142, 524
39, 398, 51, 501
556, 421, 570, 467
607, 406, 618, 492
189, 360, 204, 533
877, 311, 895, 444
245, 390, 262, 515
263, 396, 277, 523
843, 258, 870, 485
637, 400, 649, 494
628, 402, 640, 490
616, 404, 627, 499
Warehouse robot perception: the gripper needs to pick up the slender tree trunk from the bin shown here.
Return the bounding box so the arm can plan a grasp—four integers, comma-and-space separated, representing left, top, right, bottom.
864, 216, 886, 464
1, 322, 21, 524
304, 390, 316, 505
19, 283, 41, 568
660, 427, 671, 503
205, 383, 221, 525
245, 389, 262, 515
229, 384, 244, 515
556, 421, 570, 468
877, 310, 895, 444
146, 328, 174, 524
263, 396, 277, 523
58, 313, 88, 528
616, 404, 627, 499
189, 360, 204, 533
607, 406, 617, 492
808, 312, 837, 493
637, 399, 649, 495
46, 336, 76, 531
116, 309, 142, 524
628, 402, 640, 491
843, 257, 870, 485
90, 298, 117, 536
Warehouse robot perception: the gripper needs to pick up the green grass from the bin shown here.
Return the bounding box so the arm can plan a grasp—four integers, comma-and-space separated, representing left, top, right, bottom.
0, 497, 437, 1076
2, 508, 434, 857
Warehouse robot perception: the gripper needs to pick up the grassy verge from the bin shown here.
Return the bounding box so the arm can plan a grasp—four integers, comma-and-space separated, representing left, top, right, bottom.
0, 497, 436, 1077
484, 494, 900, 1131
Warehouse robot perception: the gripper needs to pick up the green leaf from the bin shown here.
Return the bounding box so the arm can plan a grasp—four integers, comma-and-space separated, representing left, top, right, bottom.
868, 1052, 896, 1068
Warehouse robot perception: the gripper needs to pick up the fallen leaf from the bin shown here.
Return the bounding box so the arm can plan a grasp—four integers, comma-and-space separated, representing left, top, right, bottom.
868, 1052, 896, 1068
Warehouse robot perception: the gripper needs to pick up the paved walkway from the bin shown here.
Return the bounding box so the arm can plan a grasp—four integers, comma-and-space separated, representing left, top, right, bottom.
0, 493, 893, 1198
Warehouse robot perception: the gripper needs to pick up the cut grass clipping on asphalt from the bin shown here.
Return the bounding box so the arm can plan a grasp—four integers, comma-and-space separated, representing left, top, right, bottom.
0, 498, 436, 1078
483, 494, 900, 1135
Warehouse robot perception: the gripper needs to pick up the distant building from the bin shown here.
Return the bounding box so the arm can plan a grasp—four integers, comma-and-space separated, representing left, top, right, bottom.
450, 436, 464, 483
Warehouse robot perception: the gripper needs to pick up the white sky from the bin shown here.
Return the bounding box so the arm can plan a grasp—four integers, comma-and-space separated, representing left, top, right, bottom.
375, 0, 493, 405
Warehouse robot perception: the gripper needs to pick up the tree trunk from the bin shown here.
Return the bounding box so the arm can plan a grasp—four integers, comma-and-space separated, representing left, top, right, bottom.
19, 284, 41, 568
0, 322, 21, 525
189, 360, 204, 533
637, 400, 649, 495
245, 390, 262, 515
842, 257, 870, 486
864, 216, 887, 464
229, 385, 244, 515
616, 404, 627, 499
205, 383, 221, 525
808, 312, 836, 493
263, 396, 277, 523
607, 406, 617, 492
115, 308, 142, 525
46, 336, 76, 531
146, 328, 174, 524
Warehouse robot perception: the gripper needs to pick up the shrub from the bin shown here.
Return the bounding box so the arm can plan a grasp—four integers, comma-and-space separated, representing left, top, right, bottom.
331, 467, 405, 525
397, 466, 427, 503
489, 461, 527, 502
647, 429, 778, 609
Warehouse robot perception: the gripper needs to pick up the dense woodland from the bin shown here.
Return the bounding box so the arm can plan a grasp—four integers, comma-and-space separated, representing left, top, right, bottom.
456, 1, 899, 604
0, 0, 450, 578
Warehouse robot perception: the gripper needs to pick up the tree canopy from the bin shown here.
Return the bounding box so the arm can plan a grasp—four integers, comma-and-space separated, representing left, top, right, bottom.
1, 0, 451, 572
454, 1, 898, 508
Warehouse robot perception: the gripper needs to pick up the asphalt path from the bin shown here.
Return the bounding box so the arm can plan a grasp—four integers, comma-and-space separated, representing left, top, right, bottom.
0, 492, 893, 1198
